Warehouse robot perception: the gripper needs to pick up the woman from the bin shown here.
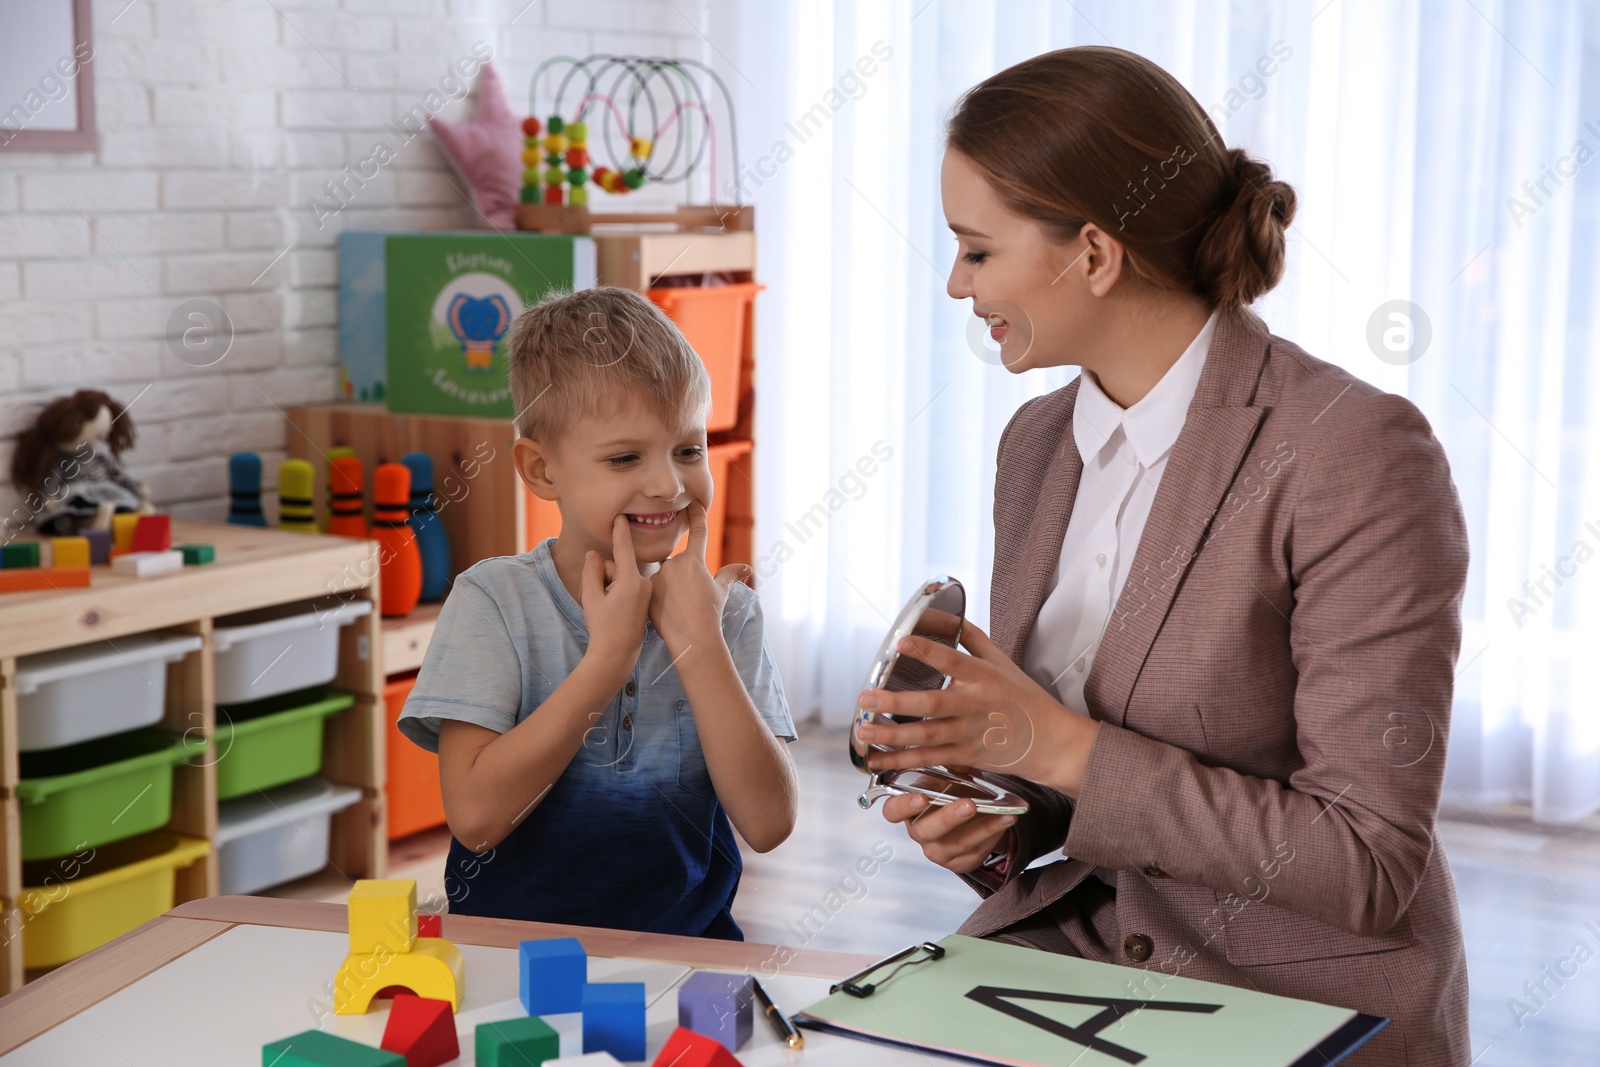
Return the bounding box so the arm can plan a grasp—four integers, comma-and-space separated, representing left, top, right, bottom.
857, 46, 1470, 1067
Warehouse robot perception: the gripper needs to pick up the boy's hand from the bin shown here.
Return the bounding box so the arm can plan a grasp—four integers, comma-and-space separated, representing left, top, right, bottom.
649, 500, 750, 652
580, 516, 652, 685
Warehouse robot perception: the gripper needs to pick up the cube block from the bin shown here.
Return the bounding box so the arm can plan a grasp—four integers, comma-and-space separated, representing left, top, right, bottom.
582, 982, 646, 1062
548, 1055, 623, 1066
131, 513, 172, 552
416, 912, 441, 938
111, 512, 140, 550
349, 879, 417, 955
50, 536, 90, 569
0, 542, 39, 568
476, 1015, 559, 1067
520, 937, 587, 1015
678, 971, 753, 1051
83, 528, 112, 564
178, 542, 215, 565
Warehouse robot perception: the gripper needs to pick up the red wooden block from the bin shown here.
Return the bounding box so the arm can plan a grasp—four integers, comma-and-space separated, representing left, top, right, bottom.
131, 514, 172, 552
652, 1026, 743, 1067
0, 567, 91, 594
417, 913, 441, 938
381, 994, 458, 1067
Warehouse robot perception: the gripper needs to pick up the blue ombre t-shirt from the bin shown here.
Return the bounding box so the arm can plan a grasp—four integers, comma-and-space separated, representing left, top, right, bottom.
397, 537, 795, 939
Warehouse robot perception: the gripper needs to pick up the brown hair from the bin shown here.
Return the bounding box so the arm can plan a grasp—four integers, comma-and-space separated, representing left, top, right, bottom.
505, 286, 712, 445
946, 45, 1297, 308
10, 390, 135, 499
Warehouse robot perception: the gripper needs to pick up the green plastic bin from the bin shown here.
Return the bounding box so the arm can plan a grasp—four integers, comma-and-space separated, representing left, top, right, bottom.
214, 687, 355, 800
16, 730, 204, 862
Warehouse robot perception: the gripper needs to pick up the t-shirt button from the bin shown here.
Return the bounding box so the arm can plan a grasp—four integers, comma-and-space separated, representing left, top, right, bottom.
625, 680, 637, 697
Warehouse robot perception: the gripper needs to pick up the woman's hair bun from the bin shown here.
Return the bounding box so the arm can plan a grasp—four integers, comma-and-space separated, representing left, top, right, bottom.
1193, 148, 1298, 308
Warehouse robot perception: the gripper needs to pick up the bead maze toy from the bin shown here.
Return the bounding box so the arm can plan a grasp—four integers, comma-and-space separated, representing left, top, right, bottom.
518, 55, 746, 233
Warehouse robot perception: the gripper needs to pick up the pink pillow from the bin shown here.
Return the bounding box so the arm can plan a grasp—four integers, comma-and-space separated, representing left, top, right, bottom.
428, 62, 521, 229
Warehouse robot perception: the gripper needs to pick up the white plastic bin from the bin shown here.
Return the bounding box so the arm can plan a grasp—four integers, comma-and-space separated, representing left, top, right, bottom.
14, 634, 203, 752
211, 598, 372, 704
213, 776, 363, 895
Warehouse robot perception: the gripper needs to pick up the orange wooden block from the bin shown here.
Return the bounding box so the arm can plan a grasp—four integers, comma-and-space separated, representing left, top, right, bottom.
0, 567, 91, 594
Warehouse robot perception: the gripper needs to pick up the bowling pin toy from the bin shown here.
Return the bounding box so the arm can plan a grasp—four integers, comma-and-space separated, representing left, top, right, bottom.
227, 453, 268, 527
401, 452, 453, 602
278, 459, 319, 533
373, 463, 422, 617
326, 456, 368, 538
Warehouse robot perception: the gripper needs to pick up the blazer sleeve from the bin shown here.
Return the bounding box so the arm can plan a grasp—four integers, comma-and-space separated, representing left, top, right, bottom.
1058, 390, 1468, 937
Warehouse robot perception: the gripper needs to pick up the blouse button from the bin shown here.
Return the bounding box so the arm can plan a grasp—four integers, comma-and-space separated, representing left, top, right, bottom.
625, 680, 637, 697
1095, 552, 1107, 568
1074, 657, 1086, 673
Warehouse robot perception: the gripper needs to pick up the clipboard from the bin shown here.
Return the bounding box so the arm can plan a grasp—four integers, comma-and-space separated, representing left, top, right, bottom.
794, 935, 1388, 1067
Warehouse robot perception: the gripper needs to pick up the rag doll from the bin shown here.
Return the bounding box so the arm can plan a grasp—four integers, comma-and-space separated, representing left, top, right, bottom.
10, 390, 153, 536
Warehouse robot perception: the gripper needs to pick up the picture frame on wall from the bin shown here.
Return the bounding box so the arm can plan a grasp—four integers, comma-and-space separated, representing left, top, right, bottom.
0, 0, 96, 152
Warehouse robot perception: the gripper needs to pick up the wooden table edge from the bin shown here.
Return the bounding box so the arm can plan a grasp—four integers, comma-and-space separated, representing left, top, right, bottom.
0, 896, 880, 1057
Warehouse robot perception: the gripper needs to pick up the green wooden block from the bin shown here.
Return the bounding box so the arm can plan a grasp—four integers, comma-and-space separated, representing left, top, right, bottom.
1, 542, 40, 569
178, 543, 215, 565
261, 1029, 405, 1066
475, 1015, 560, 1066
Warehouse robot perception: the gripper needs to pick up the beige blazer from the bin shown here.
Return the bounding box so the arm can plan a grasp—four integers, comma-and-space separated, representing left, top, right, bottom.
961, 305, 1471, 1067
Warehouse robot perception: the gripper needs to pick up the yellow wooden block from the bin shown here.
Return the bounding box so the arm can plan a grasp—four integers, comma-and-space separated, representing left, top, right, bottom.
348, 878, 416, 956
111, 513, 140, 551
50, 537, 90, 569
333, 938, 464, 1014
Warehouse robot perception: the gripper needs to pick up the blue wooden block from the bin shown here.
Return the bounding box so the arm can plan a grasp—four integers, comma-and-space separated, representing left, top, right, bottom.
520, 937, 587, 1015
678, 971, 754, 1051
581, 982, 646, 1062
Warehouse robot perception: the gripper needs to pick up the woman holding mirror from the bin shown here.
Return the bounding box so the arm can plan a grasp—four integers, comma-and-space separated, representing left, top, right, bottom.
855, 47, 1469, 1067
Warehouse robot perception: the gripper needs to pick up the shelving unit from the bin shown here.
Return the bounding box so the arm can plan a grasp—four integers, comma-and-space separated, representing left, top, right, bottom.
0, 521, 384, 994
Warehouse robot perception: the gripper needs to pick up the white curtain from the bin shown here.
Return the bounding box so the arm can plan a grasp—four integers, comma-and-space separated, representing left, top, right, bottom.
711, 0, 1600, 825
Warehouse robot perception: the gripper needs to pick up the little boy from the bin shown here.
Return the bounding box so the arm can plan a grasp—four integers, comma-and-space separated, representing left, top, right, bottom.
398, 286, 798, 940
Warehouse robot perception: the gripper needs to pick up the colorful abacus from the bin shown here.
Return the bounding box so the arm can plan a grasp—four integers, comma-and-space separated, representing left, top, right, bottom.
519, 115, 649, 207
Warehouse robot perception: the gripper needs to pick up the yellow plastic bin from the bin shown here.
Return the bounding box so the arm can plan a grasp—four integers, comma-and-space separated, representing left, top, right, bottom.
19, 832, 209, 969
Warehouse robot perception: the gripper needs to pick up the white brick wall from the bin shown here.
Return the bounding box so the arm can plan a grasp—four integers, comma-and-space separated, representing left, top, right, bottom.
1, 0, 710, 525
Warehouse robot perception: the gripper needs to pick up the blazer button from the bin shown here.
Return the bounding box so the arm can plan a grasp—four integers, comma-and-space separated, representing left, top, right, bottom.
1142, 865, 1168, 878
1123, 933, 1154, 963
625, 680, 637, 697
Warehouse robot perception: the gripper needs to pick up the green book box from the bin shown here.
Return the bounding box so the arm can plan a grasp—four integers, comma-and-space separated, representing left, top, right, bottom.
336, 231, 595, 417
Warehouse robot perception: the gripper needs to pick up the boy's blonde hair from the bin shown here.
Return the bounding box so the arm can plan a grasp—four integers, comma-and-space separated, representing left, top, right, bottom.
506, 286, 712, 445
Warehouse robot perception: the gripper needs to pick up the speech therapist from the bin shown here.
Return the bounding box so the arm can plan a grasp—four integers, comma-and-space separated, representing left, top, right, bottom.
855, 46, 1470, 1066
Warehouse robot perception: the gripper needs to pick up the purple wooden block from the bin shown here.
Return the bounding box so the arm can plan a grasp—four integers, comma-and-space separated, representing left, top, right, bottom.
678, 971, 753, 1052
83, 529, 112, 565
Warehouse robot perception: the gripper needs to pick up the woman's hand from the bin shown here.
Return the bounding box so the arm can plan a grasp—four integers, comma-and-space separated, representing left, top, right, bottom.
647, 500, 750, 653
855, 619, 1101, 799
882, 792, 1016, 875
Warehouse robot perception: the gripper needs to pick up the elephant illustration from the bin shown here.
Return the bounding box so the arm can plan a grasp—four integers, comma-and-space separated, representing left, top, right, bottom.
446, 293, 512, 372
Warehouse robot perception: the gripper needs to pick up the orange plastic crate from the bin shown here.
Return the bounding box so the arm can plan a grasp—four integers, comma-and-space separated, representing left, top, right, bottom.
647, 282, 762, 433
521, 438, 753, 574
384, 673, 447, 839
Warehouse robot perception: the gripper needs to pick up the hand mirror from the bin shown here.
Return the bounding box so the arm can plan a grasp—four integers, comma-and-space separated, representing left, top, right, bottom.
850, 576, 1028, 816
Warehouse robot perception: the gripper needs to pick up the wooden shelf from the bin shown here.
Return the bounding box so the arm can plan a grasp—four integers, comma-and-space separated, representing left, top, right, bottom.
382, 601, 441, 677
0, 520, 385, 995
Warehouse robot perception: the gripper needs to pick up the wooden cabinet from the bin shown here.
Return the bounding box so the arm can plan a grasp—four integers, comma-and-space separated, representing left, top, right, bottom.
0, 521, 385, 993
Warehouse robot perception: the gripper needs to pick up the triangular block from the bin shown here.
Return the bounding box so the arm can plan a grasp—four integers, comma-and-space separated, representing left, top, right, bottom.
381, 994, 458, 1067
261, 1028, 405, 1066
652, 1026, 742, 1067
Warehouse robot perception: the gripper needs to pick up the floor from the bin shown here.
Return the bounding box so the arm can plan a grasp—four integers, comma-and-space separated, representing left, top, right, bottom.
266, 727, 1600, 1065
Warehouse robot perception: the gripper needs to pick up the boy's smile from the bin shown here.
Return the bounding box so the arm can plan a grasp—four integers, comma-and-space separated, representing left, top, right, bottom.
515, 396, 713, 602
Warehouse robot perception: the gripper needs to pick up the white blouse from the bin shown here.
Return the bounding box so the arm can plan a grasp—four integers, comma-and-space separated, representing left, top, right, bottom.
1022, 309, 1220, 713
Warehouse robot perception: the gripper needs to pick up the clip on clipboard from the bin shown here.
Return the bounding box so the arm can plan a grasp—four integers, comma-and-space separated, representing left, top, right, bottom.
830, 941, 946, 998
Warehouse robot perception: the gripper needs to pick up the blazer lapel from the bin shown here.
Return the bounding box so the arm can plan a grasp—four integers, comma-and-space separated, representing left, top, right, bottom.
993, 384, 1083, 665
1083, 306, 1272, 726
